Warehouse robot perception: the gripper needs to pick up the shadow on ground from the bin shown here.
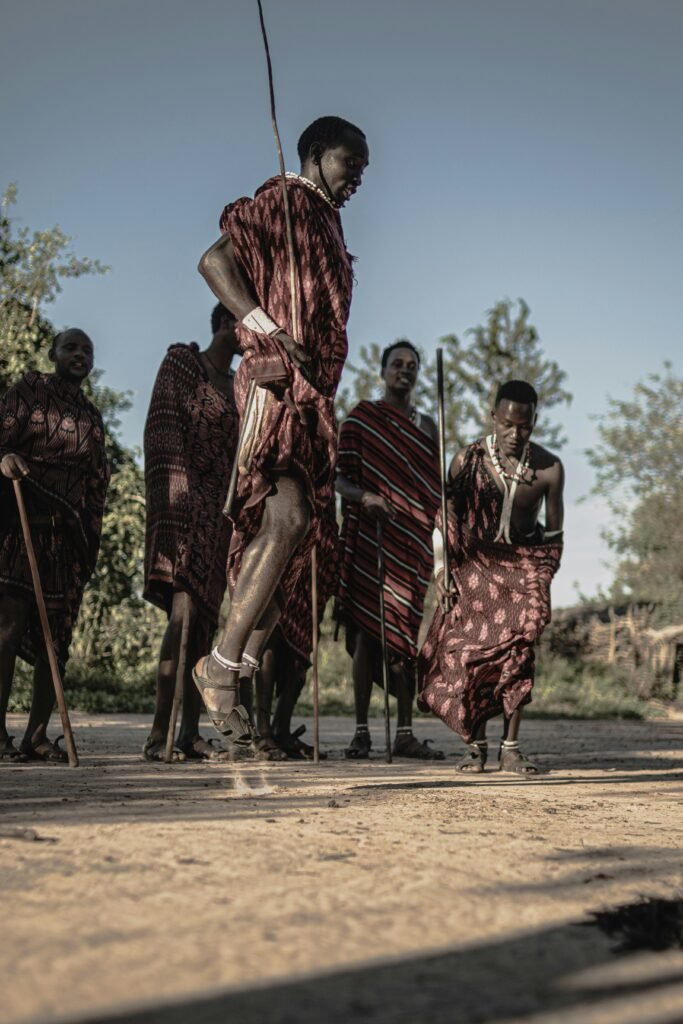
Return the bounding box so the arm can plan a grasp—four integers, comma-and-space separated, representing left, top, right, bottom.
69, 914, 683, 1024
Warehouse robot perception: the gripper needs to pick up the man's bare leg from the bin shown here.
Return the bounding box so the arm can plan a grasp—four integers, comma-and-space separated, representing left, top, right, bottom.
194, 475, 310, 735
456, 719, 489, 774
19, 654, 66, 762
499, 708, 539, 775
392, 659, 444, 760
0, 593, 30, 761
243, 602, 288, 760
345, 629, 374, 758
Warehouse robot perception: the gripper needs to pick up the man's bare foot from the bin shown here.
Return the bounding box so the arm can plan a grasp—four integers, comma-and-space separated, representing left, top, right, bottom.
274, 725, 327, 761
142, 735, 182, 762
345, 726, 371, 759
192, 655, 251, 740
250, 733, 288, 762
392, 730, 445, 760
455, 740, 488, 774
0, 735, 28, 763
498, 742, 539, 776
20, 736, 68, 764
177, 735, 231, 761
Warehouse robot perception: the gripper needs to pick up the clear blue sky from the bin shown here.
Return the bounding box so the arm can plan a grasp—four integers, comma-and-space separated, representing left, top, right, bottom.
2, 0, 682, 606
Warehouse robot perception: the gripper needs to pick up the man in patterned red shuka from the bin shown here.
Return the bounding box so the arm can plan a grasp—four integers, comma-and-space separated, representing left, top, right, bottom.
142, 303, 240, 761
0, 330, 109, 763
192, 116, 369, 743
418, 380, 564, 776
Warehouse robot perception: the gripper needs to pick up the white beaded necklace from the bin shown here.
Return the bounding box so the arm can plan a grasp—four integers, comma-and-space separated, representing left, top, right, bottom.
486, 435, 531, 544
285, 172, 338, 209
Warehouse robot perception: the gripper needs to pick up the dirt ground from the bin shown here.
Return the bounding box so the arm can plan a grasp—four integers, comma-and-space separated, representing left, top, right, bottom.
1, 711, 682, 1024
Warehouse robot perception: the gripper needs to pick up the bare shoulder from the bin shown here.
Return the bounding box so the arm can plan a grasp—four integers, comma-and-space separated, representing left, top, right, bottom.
531, 442, 564, 478
419, 413, 438, 445
448, 445, 470, 480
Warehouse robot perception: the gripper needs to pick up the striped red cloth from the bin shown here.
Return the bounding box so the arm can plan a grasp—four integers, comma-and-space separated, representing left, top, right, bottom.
336, 400, 440, 660
221, 176, 353, 604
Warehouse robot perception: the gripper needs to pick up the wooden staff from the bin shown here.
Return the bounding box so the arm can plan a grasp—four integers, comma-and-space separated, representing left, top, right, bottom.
311, 544, 320, 763
164, 597, 191, 763
376, 521, 392, 764
12, 479, 79, 767
436, 348, 451, 606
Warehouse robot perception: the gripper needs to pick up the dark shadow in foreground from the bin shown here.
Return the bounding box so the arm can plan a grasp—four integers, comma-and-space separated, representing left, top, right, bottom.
71, 906, 683, 1024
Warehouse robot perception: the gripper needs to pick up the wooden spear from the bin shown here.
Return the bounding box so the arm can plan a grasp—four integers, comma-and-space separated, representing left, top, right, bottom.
435, 348, 451, 607
12, 479, 79, 767
376, 521, 393, 764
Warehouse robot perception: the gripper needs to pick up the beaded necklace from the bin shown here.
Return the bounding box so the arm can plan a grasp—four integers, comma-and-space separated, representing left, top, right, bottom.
485, 435, 531, 544
489, 434, 531, 482
285, 172, 338, 209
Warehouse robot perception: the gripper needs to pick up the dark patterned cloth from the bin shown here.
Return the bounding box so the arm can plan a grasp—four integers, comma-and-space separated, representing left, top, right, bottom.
0, 372, 109, 667
418, 441, 562, 741
221, 176, 353, 603
336, 401, 440, 663
143, 344, 238, 638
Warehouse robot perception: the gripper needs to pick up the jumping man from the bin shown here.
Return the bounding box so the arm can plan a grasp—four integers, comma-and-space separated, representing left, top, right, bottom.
193, 116, 369, 741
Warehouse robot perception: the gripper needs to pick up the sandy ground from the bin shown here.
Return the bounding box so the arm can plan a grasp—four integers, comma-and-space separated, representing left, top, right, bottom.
1, 711, 682, 1024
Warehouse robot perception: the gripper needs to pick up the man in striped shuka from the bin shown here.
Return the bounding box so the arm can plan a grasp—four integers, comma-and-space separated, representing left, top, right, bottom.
336, 341, 444, 759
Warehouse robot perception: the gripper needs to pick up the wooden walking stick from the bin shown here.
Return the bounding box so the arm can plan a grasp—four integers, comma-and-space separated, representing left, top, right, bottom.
376, 521, 393, 764
311, 544, 320, 764
435, 348, 451, 607
12, 479, 79, 767
164, 596, 191, 763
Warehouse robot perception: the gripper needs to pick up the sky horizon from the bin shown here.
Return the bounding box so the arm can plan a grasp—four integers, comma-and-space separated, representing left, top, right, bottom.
3, 0, 682, 607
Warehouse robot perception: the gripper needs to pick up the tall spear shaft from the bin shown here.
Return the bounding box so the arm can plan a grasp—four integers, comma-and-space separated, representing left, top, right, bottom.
436, 348, 451, 601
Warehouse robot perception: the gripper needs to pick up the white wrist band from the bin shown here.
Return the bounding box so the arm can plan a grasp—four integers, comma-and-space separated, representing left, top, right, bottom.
432, 527, 445, 577
242, 306, 281, 336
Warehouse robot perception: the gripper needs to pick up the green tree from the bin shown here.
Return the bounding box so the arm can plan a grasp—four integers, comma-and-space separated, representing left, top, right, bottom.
1, 185, 162, 710
338, 299, 572, 455
585, 363, 683, 615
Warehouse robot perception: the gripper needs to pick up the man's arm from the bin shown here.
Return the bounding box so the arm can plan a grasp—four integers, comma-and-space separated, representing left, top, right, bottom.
335, 472, 396, 522
544, 458, 565, 534
198, 235, 309, 371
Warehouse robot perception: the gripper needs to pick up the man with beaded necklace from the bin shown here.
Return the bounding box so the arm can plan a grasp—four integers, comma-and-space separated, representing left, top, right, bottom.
192, 116, 369, 744
418, 380, 564, 775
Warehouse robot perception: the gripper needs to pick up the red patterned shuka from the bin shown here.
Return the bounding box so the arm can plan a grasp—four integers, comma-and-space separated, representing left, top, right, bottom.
220, 176, 353, 603
0, 372, 109, 668
143, 344, 238, 644
418, 440, 563, 742
336, 400, 441, 665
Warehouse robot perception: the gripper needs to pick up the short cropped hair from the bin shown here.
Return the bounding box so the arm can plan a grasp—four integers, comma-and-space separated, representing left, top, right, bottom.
495, 379, 539, 409
51, 328, 91, 350
297, 116, 366, 163
381, 339, 421, 370
211, 302, 235, 335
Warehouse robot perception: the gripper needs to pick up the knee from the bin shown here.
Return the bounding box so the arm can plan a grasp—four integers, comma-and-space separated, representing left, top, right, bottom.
267, 502, 310, 549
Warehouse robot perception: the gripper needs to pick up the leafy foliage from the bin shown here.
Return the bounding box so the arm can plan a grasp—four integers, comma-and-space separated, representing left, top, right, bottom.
585, 364, 683, 615
338, 299, 572, 455
1, 185, 163, 708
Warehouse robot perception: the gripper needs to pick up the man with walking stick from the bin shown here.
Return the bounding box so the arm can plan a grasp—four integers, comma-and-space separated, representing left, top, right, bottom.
0, 329, 109, 763
192, 116, 369, 743
336, 341, 444, 760
142, 303, 239, 761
